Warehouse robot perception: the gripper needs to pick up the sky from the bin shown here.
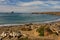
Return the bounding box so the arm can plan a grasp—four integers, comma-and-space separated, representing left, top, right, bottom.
0, 0, 60, 13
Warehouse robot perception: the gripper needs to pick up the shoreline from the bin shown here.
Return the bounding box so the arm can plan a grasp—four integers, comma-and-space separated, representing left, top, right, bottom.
0, 12, 60, 27
0, 18, 60, 26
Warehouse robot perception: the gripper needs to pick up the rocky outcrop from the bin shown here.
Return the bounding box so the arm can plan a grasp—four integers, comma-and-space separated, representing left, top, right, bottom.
0, 31, 28, 40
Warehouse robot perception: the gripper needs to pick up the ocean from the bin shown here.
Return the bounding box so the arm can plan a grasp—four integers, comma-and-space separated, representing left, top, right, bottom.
0, 13, 60, 24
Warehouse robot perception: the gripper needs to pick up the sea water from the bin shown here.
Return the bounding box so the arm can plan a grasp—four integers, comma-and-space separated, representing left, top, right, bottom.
0, 13, 60, 24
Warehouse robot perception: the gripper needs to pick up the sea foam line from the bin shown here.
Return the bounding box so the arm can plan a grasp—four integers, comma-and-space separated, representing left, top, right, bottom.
42, 19, 60, 23
0, 19, 60, 26
0, 24, 24, 26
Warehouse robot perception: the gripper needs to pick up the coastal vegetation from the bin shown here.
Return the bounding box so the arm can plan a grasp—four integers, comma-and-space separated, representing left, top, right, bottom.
18, 37, 28, 40
0, 22, 60, 40
36, 26, 44, 36
45, 27, 53, 34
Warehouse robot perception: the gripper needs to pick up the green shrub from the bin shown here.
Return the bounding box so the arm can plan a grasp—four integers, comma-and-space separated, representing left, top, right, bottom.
45, 27, 53, 34
18, 37, 28, 40
36, 26, 44, 36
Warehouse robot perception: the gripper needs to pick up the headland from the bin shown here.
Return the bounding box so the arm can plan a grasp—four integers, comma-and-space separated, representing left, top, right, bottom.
32, 12, 60, 16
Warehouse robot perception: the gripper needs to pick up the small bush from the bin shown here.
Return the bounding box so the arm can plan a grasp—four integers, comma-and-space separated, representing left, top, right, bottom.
36, 26, 44, 36
18, 37, 28, 40
45, 27, 53, 34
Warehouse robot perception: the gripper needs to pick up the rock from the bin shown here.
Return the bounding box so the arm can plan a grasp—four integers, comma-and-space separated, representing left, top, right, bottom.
0, 37, 2, 40
25, 23, 33, 26
0, 32, 7, 38
22, 34, 28, 37
9, 31, 22, 37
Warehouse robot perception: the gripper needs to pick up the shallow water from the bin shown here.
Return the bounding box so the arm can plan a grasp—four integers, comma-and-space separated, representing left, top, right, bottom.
0, 13, 60, 24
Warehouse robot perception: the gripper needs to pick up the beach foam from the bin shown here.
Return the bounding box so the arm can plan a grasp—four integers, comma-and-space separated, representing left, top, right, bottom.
0, 18, 60, 26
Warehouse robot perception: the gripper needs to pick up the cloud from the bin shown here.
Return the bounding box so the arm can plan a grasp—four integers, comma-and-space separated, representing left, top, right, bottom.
17, 1, 44, 6
16, 1, 60, 9
0, 5, 38, 12
17, 1, 50, 7
31, 0, 60, 1
52, 6, 60, 9
0, 0, 5, 1
0, 0, 60, 12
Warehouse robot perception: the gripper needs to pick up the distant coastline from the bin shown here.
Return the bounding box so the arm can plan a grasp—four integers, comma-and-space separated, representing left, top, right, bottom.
32, 12, 60, 16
